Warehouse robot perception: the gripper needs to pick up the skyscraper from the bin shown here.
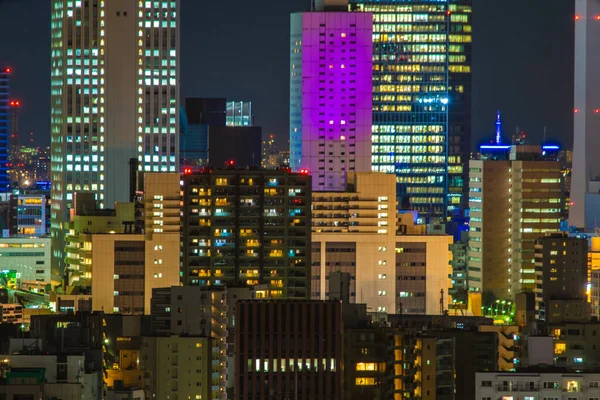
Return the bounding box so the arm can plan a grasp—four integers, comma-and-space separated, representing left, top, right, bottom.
50, 0, 180, 276
180, 169, 311, 299
0, 67, 11, 193
467, 146, 562, 300
349, 0, 472, 220
289, 0, 373, 191
572, 0, 600, 230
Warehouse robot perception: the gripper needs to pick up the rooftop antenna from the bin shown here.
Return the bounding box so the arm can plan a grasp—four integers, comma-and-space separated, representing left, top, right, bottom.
495, 110, 502, 145
543, 126, 547, 143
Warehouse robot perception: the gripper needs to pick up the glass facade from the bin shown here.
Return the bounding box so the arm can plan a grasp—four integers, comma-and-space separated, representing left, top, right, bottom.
226, 101, 252, 127
349, 0, 472, 220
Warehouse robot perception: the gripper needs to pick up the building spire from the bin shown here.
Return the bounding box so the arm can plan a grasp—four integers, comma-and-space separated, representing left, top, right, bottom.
495, 110, 502, 145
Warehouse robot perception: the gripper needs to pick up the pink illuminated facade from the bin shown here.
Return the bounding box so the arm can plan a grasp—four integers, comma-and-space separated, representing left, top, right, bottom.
290, 10, 373, 191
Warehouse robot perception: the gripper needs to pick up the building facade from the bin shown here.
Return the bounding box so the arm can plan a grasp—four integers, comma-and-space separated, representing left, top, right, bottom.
65, 173, 181, 313
535, 234, 588, 321
234, 300, 344, 400
181, 169, 311, 299
467, 147, 562, 299
0, 237, 52, 283
349, 0, 473, 220
0, 67, 10, 194
571, 0, 600, 229
476, 370, 600, 399
150, 285, 228, 399
226, 101, 252, 127
50, 0, 180, 275
311, 172, 452, 314
289, 4, 373, 191
140, 336, 219, 400
9, 194, 51, 237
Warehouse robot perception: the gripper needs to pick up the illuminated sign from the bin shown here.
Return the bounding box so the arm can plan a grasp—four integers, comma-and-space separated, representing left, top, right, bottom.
24, 198, 43, 205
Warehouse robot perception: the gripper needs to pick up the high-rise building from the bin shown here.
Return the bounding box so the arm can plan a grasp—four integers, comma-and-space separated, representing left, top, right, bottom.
226, 101, 252, 127
467, 146, 563, 300
349, 1, 473, 220
311, 172, 452, 314
289, 0, 373, 191
572, 0, 600, 230
180, 169, 312, 299
0, 67, 11, 193
50, 0, 180, 276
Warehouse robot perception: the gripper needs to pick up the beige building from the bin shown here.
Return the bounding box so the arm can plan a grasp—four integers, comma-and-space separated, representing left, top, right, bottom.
65, 173, 180, 314
589, 237, 600, 317
311, 172, 452, 314
468, 147, 562, 300
140, 336, 219, 400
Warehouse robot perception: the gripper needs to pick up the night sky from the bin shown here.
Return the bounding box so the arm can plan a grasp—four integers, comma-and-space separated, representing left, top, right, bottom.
0, 0, 574, 150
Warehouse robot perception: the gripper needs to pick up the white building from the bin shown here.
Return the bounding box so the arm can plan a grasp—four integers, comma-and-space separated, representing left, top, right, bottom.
289, 2, 373, 191
571, 0, 600, 230
311, 172, 452, 314
0, 237, 51, 283
50, 0, 181, 274
476, 371, 600, 400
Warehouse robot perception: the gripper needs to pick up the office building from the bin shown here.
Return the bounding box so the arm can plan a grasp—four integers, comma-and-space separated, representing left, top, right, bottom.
349, 0, 473, 220
311, 172, 452, 314
467, 145, 562, 299
65, 173, 180, 313
181, 169, 311, 299
180, 98, 217, 167
9, 193, 51, 237
0, 237, 51, 283
572, 0, 600, 229
535, 234, 588, 322
50, 0, 180, 276
289, 0, 373, 191
181, 97, 262, 168
140, 335, 219, 400
226, 100, 253, 126
234, 300, 344, 400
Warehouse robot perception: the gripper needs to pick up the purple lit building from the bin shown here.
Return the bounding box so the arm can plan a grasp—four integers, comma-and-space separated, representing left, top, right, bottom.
290, 1, 373, 191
